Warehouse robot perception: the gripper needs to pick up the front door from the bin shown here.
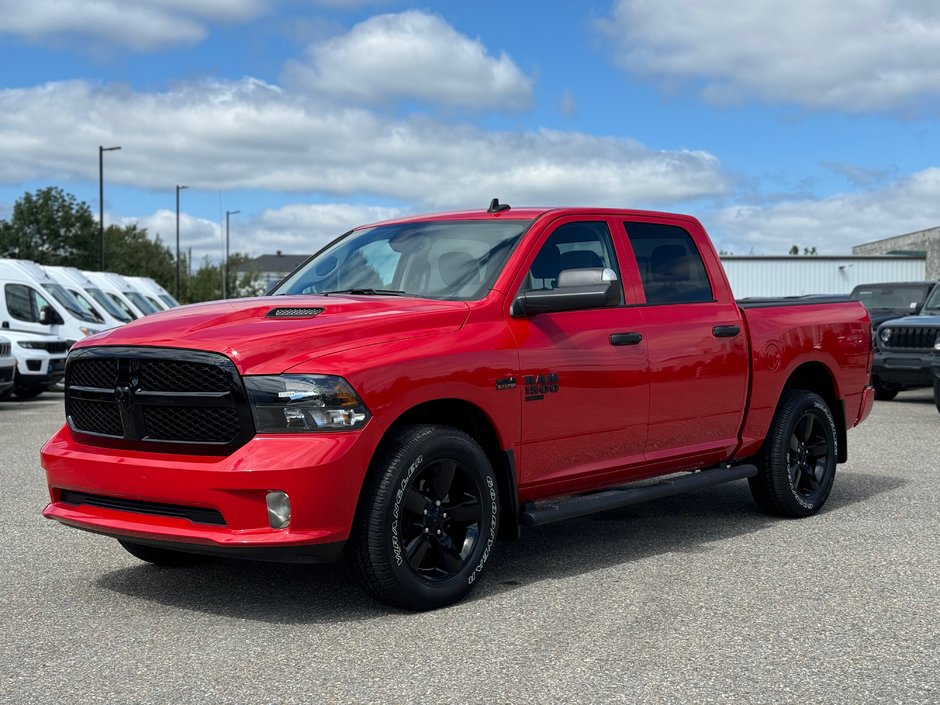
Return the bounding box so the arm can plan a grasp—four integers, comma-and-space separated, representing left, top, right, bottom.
507, 217, 650, 492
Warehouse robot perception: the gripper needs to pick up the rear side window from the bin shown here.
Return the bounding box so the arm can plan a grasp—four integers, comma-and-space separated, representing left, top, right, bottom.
623, 222, 713, 305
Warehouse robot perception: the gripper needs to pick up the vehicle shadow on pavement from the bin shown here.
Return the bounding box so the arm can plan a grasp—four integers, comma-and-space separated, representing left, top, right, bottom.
473, 470, 907, 603
95, 472, 905, 621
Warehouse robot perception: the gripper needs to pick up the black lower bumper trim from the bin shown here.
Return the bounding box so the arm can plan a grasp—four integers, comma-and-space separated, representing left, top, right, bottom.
116, 535, 345, 564
59, 489, 225, 526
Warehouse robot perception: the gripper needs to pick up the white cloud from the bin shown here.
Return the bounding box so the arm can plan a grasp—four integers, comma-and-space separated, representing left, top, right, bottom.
710, 168, 940, 254
602, 0, 940, 112
0, 0, 265, 50
284, 11, 534, 110
0, 79, 729, 209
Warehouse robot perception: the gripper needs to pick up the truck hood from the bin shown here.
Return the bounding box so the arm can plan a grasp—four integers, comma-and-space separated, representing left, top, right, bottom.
75, 295, 471, 375
878, 313, 940, 327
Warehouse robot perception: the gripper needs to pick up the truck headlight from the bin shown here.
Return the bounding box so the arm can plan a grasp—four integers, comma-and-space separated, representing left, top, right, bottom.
879, 328, 892, 344
245, 375, 370, 432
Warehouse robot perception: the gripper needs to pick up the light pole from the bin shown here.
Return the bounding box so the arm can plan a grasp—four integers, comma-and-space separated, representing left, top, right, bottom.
175, 185, 188, 300
98, 145, 121, 269
224, 210, 240, 299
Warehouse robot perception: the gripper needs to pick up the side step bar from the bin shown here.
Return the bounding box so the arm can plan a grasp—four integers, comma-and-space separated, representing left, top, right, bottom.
520, 464, 758, 527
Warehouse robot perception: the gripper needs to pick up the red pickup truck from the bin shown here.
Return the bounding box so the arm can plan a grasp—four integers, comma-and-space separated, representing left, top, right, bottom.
41, 203, 875, 610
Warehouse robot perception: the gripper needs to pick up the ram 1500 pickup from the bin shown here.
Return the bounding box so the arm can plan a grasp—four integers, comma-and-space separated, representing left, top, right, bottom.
41, 203, 875, 610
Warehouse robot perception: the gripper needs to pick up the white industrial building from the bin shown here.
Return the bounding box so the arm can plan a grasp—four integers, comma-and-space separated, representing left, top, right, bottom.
720, 255, 926, 299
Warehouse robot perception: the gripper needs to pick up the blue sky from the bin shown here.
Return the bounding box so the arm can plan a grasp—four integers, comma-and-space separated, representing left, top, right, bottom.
2, 0, 940, 263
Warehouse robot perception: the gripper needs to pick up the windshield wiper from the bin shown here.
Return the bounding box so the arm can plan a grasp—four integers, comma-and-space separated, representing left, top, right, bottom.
322, 288, 407, 296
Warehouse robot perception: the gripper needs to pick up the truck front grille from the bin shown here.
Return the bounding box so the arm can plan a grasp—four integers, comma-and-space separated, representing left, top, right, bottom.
0, 341, 10, 357
64, 347, 254, 454
881, 326, 940, 350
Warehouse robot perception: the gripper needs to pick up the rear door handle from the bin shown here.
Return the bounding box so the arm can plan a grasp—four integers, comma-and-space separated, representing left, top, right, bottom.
610, 332, 643, 346
712, 325, 741, 338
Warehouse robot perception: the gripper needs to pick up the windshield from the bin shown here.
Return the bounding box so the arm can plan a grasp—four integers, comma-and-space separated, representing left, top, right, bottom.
67, 288, 105, 323
124, 290, 160, 315
924, 285, 940, 311
850, 284, 930, 312
273, 219, 531, 300
41, 283, 99, 323
88, 288, 132, 321
106, 292, 138, 321
158, 293, 180, 307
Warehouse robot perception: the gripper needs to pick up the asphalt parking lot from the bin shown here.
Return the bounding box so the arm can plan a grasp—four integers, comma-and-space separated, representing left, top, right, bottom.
1, 391, 938, 704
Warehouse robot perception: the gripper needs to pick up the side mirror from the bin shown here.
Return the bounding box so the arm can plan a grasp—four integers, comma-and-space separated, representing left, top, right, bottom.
511, 268, 619, 317
39, 305, 64, 326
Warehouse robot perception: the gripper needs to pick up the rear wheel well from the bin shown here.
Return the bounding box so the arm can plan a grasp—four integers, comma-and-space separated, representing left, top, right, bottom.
782, 362, 847, 463
374, 400, 519, 540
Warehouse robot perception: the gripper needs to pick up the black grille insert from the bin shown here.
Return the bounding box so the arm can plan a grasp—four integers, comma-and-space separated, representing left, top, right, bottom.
65, 347, 254, 454
58, 489, 225, 525
883, 326, 940, 350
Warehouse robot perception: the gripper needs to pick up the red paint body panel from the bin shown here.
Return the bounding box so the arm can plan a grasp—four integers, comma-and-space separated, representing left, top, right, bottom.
40, 206, 873, 553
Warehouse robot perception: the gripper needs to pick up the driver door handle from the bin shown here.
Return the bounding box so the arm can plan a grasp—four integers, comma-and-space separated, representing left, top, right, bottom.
610, 332, 643, 346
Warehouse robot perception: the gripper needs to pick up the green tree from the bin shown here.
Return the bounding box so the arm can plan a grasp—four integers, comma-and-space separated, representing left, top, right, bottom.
789, 244, 800, 255
0, 187, 98, 266
103, 223, 176, 290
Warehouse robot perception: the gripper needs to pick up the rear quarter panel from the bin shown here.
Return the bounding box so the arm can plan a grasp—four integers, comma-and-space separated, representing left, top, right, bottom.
737, 301, 871, 458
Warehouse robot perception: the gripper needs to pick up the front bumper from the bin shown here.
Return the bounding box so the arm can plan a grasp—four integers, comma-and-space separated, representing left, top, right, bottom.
872, 349, 934, 386
41, 421, 384, 561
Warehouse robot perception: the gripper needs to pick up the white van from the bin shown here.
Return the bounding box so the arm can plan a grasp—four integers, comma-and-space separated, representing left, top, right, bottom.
0, 329, 68, 400
126, 276, 180, 309
44, 266, 130, 328
83, 271, 160, 318
0, 335, 14, 398
0, 259, 109, 345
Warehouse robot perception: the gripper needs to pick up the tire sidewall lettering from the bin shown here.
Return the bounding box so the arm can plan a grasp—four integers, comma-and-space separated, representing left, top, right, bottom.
391, 454, 423, 567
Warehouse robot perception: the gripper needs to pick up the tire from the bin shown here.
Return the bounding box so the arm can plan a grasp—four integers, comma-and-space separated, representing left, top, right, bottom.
118, 539, 206, 567
347, 424, 500, 611
934, 378, 940, 415
871, 377, 900, 401
0, 388, 11, 401
13, 386, 45, 399
748, 390, 838, 518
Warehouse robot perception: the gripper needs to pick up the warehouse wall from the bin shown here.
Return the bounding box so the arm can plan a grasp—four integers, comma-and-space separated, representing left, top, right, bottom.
719, 256, 926, 299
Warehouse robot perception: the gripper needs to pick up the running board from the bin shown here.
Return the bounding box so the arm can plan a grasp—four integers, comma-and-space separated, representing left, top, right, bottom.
520, 464, 758, 527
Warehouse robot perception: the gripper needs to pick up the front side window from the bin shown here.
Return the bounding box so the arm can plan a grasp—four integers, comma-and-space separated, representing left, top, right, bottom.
5, 283, 53, 322
624, 222, 713, 305
274, 219, 531, 301
523, 221, 622, 304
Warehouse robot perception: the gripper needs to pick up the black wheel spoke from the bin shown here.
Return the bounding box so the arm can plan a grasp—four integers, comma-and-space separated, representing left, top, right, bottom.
404, 488, 427, 515
436, 535, 464, 573
789, 461, 802, 489
801, 415, 815, 442
431, 460, 457, 499
405, 534, 432, 569
806, 439, 828, 457
445, 497, 481, 525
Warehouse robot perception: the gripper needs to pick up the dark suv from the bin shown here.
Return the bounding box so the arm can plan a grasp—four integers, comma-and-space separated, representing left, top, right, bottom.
873, 284, 940, 402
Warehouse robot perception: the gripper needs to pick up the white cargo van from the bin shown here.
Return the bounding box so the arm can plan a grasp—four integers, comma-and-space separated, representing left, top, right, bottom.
0, 329, 68, 400
126, 276, 180, 309
0, 259, 108, 345
83, 271, 160, 318
44, 266, 130, 328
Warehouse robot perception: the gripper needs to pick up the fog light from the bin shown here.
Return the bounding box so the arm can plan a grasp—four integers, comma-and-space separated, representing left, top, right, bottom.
266, 491, 291, 529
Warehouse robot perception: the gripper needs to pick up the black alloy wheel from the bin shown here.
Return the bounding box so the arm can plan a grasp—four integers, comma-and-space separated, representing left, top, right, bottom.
398, 457, 484, 580
748, 390, 838, 518
348, 424, 500, 610
787, 410, 833, 499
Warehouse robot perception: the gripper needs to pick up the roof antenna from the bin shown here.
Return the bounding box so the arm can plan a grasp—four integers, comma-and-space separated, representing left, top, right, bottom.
487, 197, 511, 214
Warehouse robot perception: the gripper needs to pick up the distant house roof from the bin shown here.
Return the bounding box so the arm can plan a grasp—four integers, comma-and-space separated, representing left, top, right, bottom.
237, 252, 308, 275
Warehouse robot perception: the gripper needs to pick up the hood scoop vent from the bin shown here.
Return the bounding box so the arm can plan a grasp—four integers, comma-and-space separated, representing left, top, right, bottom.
266, 307, 325, 319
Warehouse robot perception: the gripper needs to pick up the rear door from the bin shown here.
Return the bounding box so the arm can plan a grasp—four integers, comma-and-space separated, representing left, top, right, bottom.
507, 215, 650, 491
620, 217, 749, 469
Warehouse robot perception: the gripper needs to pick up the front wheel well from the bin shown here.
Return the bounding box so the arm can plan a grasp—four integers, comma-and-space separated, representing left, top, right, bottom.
781, 362, 847, 463
373, 400, 519, 540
